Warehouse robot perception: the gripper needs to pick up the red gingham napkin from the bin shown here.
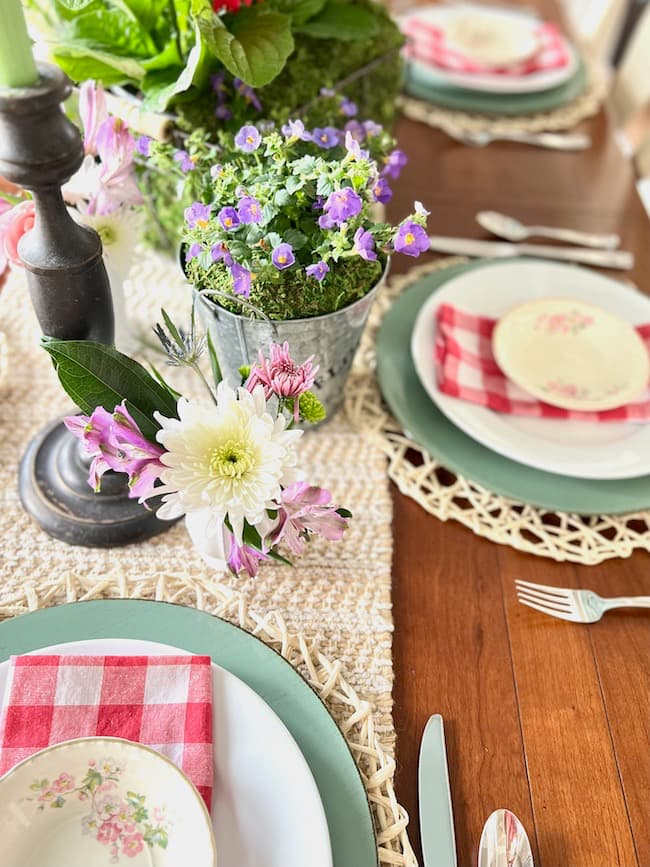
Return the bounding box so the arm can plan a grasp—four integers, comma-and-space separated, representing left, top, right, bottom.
435, 303, 650, 421
0, 655, 214, 808
402, 19, 570, 76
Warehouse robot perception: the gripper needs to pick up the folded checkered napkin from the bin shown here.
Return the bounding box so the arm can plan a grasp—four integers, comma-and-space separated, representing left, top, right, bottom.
435, 303, 650, 421
0, 655, 214, 807
402, 19, 570, 76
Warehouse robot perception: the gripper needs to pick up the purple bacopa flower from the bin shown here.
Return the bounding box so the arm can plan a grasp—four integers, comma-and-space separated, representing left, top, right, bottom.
218, 206, 240, 231
211, 242, 233, 267
234, 78, 262, 112
184, 201, 211, 228
340, 97, 357, 117
344, 120, 365, 142
371, 176, 392, 204
393, 221, 429, 257
363, 120, 383, 138
311, 127, 339, 149
353, 227, 377, 261
271, 243, 295, 270
382, 148, 408, 179
237, 196, 262, 224
281, 119, 310, 141
174, 149, 195, 172
215, 104, 233, 120
185, 242, 203, 262
211, 71, 227, 93
230, 262, 252, 297
306, 261, 329, 281
320, 87, 336, 97
135, 135, 152, 157
318, 213, 335, 230
415, 200, 431, 217
323, 187, 362, 225
344, 131, 368, 161
234, 124, 261, 152
210, 163, 224, 179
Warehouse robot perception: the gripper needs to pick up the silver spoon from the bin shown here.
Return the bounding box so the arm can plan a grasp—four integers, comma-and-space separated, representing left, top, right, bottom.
477, 210, 621, 250
478, 809, 534, 867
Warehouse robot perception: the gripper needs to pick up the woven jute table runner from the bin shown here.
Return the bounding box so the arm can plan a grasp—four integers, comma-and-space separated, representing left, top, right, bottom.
0, 254, 416, 866
398, 62, 608, 134
346, 258, 650, 566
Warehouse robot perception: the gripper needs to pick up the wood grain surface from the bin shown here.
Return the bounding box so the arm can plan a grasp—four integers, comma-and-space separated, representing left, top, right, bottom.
387, 34, 650, 867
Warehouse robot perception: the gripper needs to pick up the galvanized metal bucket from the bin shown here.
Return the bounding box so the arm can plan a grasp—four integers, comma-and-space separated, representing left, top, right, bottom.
194, 260, 389, 422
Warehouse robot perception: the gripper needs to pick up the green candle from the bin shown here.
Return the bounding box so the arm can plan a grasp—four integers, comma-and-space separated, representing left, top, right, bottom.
0, 0, 39, 88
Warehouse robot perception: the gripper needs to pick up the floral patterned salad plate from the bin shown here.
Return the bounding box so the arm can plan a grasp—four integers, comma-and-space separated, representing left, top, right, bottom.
0, 737, 216, 867
492, 297, 650, 411
410, 259, 650, 480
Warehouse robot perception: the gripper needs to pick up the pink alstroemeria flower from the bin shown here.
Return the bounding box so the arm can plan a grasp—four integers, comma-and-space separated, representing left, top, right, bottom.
87, 117, 143, 215
226, 534, 269, 578
64, 402, 165, 501
78, 80, 108, 156
246, 342, 318, 420
268, 482, 349, 555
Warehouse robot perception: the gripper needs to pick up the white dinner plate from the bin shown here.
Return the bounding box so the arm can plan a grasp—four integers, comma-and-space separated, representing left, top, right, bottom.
411, 260, 650, 480
0, 639, 332, 867
400, 4, 577, 94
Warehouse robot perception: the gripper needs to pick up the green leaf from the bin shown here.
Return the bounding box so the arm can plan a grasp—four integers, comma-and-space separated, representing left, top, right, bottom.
295, 0, 379, 40
267, 548, 293, 567
66, 7, 157, 57
141, 15, 211, 110
42, 338, 179, 442
149, 364, 182, 400
195, 7, 293, 87
270, 0, 325, 25
53, 42, 147, 83
55, 0, 99, 11
336, 507, 352, 518
206, 330, 223, 387
283, 229, 307, 250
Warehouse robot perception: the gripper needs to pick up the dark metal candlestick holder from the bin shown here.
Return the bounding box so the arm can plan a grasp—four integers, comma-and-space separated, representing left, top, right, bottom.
0, 63, 173, 546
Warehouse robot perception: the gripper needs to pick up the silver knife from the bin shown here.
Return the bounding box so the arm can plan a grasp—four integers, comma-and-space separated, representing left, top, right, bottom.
428, 236, 634, 270
478, 809, 534, 867
419, 714, 457, 867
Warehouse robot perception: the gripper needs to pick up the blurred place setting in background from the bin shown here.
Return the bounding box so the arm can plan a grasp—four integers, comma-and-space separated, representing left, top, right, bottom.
0, 0, 650, 865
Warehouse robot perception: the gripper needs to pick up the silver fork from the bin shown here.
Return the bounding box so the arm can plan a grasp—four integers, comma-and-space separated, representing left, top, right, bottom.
515, 579, 650, 623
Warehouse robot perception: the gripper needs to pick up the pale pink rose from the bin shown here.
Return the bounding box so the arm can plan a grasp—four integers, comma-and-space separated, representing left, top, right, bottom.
96, 780, 117, 793
122, 832, 145, 858
38, 787, 57, 803
3, 200, 36, 267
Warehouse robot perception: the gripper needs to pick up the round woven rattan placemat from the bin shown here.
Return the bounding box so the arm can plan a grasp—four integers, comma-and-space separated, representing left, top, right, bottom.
345, 258, 650, 566
398, 63, 608, 134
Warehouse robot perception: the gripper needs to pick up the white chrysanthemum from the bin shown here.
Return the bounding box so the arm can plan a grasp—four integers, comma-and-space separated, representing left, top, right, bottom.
71, 206, 143, 280
154, 384, 303, 540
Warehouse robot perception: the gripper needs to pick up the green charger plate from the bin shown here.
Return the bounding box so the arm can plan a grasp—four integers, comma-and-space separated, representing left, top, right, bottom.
0, 600, 378, 867
377, 261, 650, 515
403, 57, 587, 115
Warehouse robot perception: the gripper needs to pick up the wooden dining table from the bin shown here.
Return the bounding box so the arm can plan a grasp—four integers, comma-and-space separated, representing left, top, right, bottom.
386, 17, 650, 866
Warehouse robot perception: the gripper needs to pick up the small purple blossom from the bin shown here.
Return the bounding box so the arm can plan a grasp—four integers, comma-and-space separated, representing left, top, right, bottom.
230, 262, 252, 297
211, 71, 227, 93
174, 150, 195, 172
393, 221, 429, 257
211, 242, 233, 267
210, 164, 224, 179
344, 131, 369, 161
311, 127, 339, 149
371, 176, 392, 204
235, 124, 261, 152
234, 78, 262, 112
323, 187, 362, 225
218, 206, 240, 231
340, 97, 357, 117
415, 200, 431, 217
268, 481, 349, 555
382, 148, 408, 179
353, 227, 377, 262
184, 201, 211, 228
281, 119, 310, 141
215, 104, 233, 120
237, 196, 262, 224
135, 135, 152, 157
306, 261, 329, 282
363, 120, 383, 137
271, 243, 295, 270
318, 213, 335, 230
320, 87, 336, 97
344, 120, 365, 142
185, 242, 203, 262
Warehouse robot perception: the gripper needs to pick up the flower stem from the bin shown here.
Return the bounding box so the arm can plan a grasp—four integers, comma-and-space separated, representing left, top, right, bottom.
191, 362, 218, 405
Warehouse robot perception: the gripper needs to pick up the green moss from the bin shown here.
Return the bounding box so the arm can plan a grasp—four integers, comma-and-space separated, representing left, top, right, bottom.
188, 255, 383, 320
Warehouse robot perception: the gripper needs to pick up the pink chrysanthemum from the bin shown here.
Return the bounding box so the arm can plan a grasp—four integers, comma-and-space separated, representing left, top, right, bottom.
246, 342, 318, 419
